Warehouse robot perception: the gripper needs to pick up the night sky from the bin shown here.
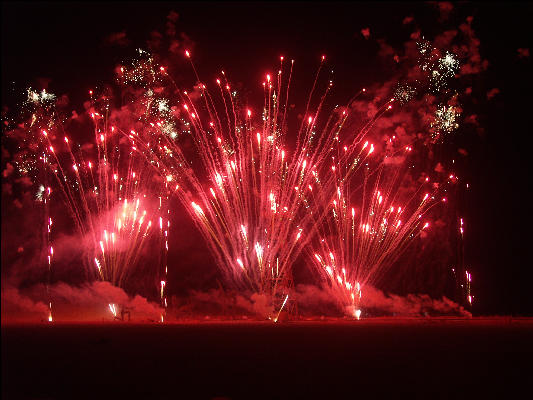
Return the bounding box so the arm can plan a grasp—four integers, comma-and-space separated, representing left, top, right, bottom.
2, 2, 532, 316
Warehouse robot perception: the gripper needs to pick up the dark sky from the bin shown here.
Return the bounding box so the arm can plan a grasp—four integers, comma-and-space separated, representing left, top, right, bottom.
2, 1, 532, 315
1, 2, 489, 99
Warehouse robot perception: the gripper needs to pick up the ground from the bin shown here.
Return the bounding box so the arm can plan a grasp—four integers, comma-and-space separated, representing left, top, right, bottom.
2, 318, 532, 399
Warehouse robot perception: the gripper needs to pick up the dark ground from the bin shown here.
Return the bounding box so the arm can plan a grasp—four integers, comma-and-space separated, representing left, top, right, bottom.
2, 318, 532, 399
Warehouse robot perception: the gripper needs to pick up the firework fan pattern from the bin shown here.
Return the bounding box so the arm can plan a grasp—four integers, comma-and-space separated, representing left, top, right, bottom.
310, 157, 443, 318
117, 51, 399, 312
33, 99, 171, 291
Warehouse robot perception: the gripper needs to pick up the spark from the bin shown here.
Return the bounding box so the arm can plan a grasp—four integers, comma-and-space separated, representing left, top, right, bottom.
431, 104, 461, 139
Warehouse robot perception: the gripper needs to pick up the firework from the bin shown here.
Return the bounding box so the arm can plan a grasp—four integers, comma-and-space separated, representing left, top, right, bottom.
416, 40, 460, 92
309, 146, 442, 318
121, 51, 394, 315
465, 269, 473, 305
431, 104, 461, 139
3, 89, 58, 320
393, 84, 417, 104
37, 105, 170, 290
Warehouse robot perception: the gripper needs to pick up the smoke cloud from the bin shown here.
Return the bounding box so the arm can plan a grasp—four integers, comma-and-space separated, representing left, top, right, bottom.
1, 282, 163, 323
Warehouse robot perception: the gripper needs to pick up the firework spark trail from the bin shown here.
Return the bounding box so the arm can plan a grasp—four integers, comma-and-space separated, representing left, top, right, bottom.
159, 191, 171, 322
309, 144, 443, 317
465, 269, 472, 305
122, 51, 399, 313
273, 294, 289, 323
44, 182, 53, 322
457, 215, 473, 307
39, 107, 167, 289
38, 142, 55, 322
42, 165, 54, 322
